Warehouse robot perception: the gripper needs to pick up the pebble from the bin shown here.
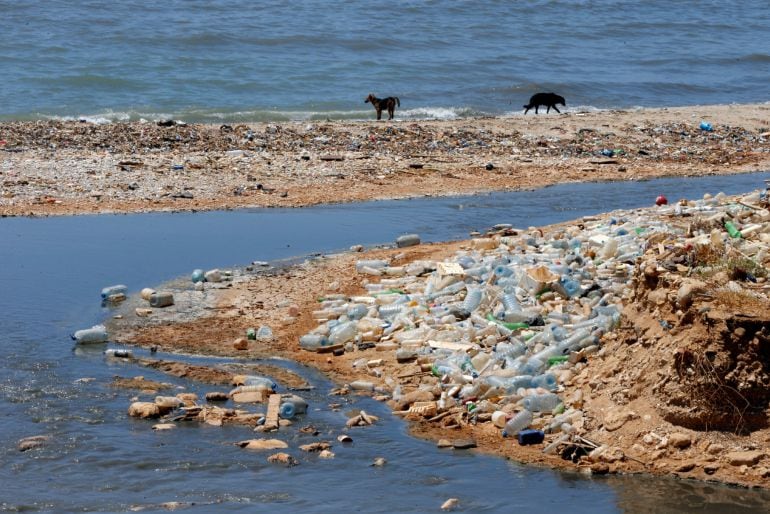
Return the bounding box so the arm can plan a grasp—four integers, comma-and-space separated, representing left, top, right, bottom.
441, 498, 460, 511
371, 457, 387, 467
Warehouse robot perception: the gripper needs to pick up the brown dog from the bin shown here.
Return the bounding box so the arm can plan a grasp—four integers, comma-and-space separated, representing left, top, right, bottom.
365, 93, 400, 120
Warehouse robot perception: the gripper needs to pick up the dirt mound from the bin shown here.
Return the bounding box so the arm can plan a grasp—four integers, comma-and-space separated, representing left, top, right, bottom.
621, 242, 770, 433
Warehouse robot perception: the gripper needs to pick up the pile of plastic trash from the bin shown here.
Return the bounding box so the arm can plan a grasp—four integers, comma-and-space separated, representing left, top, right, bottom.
298, 187, 770, 440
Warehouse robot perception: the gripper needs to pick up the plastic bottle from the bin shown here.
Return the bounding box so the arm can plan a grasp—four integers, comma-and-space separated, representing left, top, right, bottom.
347, 304, 368, 320
242, 375, 276, 390
101, 284, 127, 300
299, 333, 329, 351
724, 221, 742, 239
204, 269, 222, 283
328, 321, 357, 345
500, 293, 521, 313
492, 410, 508, 428
502, 410, 533, 437
349, 380, 375, 391
379, 304, 405, 319
72, 325, 108, 344
256, 325, 273, 342
396, 234, 421, 248
104, 348, 132, 358
191, 269, 205, 283
522, 393, 561, 412
279, 395, 308, 419
461, 288, 483, 313
149, 292, 174, 308
531, 373, 557, 391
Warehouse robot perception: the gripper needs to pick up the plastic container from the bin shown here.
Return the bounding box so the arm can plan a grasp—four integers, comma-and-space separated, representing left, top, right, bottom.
349, 380, 375, 391
279, 395, 308, 419
242, 375, 276, 390
140, 288, 155, 301
299, 333, 329, 351
149, 292, 174, 308
72, 325, 108, 344
531, 373, 558, 391
396, 234, 421, 248
725, 221, 742, 239
347, 304, 369, 320
517, 429, 545, 446
101, 284, 127, 299
502, 410, 533, 436
328, 321, 358, 345
256, 325, 273, 342
191, 269, 205, 283
522, 393, 561, 412
462, 288, 483, 313
491, 410, 508, 428
204, 269, 221, 283
104, 348, 132, 358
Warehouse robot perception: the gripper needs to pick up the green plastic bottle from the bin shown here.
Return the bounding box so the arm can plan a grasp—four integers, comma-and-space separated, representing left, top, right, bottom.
724, 221, 742, 239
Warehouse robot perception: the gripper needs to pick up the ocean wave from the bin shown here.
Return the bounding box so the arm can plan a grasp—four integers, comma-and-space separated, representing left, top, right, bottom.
33, 105, 486, 124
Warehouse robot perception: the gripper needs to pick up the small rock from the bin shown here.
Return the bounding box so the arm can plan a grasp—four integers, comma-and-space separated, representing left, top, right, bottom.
18, 435, 49, 452
707, 443, 725, 455
233, 337, 249, 350
590, 463, 610, 475
238, 439, 288, 451
452, 439, 477, 450
371, 457, 387, 467
152, 423, 176, 431
205, 392, 229, 402
279, 419, 293, 427
299, 441, 331, 453
318, 449, 335, 459
128, 402, 161, 419
669, 432, 692, 449
703, 463, 720, 475
675, 461, 696, 472
441, 498, 460, 511
437, 439, 453, 448
267, 452, 299, 466
726, 450, 765, 466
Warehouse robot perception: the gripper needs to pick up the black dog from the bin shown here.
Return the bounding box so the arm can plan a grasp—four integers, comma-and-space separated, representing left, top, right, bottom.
523, 92, 566, 114
365, 93, 400, 120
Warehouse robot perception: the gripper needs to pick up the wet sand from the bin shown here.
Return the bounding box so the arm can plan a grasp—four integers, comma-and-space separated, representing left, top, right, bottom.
2, 103, 769, 216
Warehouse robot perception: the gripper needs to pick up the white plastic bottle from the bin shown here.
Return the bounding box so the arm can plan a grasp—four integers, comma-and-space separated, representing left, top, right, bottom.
503, 410, 533, 437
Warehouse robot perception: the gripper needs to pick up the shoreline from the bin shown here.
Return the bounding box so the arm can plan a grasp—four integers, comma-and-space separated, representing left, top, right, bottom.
109, 191, 770, 490
2, 103, 769, 217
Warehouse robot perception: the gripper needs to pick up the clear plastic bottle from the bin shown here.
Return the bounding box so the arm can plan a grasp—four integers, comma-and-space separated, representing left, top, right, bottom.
256, 326, 273, 342
502, 410, 533, 437
100, 284, 127, 299
191, 269, 205, 283
347, 304, 368, 320
531, 373, 557, 391
299, 333, 329, 351
462, 288, 483, 313
149, 292, 174, 308
72, 325, 108, 344
279, 395, 308, 419
328, 321, 358, 345
522, 393, 561, 412
242, 375, 277, 390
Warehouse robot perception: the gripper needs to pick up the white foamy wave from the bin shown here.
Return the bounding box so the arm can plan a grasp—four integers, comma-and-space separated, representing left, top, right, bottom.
399, 107, 478, 120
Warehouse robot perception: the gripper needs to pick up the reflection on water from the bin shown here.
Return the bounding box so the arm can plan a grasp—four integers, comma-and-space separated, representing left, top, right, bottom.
0, 172, 769, 511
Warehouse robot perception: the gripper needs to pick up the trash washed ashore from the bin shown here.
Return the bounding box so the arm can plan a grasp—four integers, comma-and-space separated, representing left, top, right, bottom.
2, 103, 770, 217
106, 186, 770, 489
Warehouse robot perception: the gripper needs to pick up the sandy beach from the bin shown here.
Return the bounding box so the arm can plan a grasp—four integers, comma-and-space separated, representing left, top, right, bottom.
1, 103, 769, 216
